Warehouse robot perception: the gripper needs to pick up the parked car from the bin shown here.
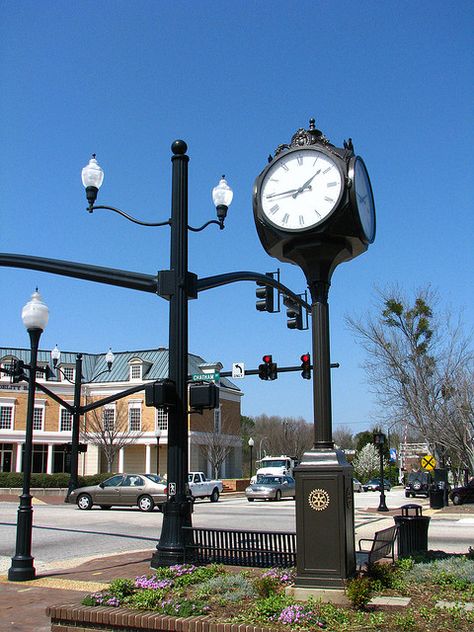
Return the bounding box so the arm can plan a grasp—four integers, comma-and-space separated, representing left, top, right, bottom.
449, 478, 474, 506
405, 471, 432, 498
363, 478, 392, 492
245, 475, 296, 502
68, 473, 167, 511
353, 478, 363, 493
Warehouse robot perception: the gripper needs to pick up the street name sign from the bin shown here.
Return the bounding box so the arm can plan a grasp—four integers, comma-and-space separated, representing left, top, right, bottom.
192, 371, 220, 383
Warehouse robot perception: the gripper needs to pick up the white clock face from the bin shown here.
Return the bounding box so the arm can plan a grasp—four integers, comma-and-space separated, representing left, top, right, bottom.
260, 148, 343, 231
353, 158, 375, 243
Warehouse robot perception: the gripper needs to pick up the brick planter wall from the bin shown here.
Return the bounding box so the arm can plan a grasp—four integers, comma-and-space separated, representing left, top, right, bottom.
47, 604, 276, 632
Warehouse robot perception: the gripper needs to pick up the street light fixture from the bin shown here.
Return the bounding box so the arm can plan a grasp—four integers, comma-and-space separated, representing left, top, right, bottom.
374, 432, 389, 512
8, 290, 49, 581
248, 437, 254, 479
82, 140, 233, 567
155, 428, 162, 475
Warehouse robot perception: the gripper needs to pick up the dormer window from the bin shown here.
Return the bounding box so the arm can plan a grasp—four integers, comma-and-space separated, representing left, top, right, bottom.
129, 363, 142, 382
61, 366, 75, 383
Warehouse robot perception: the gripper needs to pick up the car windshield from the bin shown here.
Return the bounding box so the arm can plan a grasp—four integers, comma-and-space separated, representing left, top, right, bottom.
258, 476, 282, 485
260, 459, 287, 468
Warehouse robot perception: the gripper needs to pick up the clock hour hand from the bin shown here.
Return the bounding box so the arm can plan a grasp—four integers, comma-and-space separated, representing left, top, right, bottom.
292, 169, 321, 198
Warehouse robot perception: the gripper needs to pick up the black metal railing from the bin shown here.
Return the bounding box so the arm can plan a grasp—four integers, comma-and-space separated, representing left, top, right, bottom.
182, 526, 296, 568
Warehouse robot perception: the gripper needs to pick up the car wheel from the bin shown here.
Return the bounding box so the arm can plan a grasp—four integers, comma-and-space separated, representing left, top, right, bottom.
413, 482, 422, 491
77, 493, 93, 510
138, 495, 155, 512
274, 490, 282, 501
248, 498, 254, 502
210, 488, 220, 503
452, 493, 463, 506
99, 505, 111, 510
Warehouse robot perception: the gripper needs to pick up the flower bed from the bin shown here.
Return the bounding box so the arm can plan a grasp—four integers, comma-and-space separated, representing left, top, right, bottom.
48, 555, 474, 632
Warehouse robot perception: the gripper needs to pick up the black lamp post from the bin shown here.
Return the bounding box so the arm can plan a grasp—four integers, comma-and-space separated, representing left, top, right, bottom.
81, 142, 233, 567
374, 432, 389, 512
248, 437, 254, 478
8, 290, 49, 582
51, 346, 114, 499
155, 428, 162, 475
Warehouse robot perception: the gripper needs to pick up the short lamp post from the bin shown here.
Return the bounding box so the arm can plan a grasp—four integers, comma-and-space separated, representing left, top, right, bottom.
248, 437, 254, 479
155, 428, 162, 475
51, 346, 114, 500
8, 290, 49, 581
374, 432, 389, 512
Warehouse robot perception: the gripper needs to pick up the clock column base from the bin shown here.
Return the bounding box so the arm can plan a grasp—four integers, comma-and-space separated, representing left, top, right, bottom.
294, 447, 356, 589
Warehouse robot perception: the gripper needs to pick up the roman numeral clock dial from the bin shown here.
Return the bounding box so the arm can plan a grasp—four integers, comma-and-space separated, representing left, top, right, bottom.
259, 148, 343, 232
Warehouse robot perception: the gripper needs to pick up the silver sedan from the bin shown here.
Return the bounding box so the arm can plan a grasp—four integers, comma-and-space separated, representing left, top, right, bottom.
245, 475, 296, 502
68, 473, 167, 512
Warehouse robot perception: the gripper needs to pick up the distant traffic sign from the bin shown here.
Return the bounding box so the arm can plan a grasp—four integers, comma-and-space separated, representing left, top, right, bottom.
421, 454, 436, 471
232, 363, 245, 379
192, 371, 220, 383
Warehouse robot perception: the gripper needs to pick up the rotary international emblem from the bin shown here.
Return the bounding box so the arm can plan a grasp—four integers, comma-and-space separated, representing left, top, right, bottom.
308, 488, 330, 511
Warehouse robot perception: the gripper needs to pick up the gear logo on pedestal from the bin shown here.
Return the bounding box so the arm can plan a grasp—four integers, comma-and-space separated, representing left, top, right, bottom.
308, 488, 330, 511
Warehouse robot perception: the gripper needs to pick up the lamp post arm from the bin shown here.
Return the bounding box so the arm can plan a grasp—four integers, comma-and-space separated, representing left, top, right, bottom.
187, 219, 222, 232
197, 271, 311, 311
0, 253, 158, 294
89, 205, 172, 228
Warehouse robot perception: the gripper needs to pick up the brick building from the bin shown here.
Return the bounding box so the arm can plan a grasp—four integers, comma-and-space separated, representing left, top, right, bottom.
0, 347, 243, 478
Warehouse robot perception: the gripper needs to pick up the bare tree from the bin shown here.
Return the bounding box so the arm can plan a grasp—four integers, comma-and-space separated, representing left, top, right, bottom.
199, 431, 233, 479
347, 285, 474, 474
252, 414, 313, 460
82, 399, 143, 473
333, 424, 355, 450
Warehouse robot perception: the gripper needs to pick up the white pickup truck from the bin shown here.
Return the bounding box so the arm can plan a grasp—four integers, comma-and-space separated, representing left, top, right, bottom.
188, 471, 223, 502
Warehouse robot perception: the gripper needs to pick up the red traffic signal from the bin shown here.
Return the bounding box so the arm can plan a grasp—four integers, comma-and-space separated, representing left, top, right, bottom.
300, 353, 311, 379
259, 355, 278, 380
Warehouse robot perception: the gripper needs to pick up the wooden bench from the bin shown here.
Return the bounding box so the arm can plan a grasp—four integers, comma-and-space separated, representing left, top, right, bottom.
356, 525, 398, 569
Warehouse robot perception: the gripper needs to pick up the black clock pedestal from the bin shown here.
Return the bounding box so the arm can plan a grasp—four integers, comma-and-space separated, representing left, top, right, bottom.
292, 448, 356, 592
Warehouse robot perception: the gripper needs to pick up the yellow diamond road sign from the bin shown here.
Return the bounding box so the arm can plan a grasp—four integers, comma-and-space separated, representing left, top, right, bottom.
421, 454, 436, 471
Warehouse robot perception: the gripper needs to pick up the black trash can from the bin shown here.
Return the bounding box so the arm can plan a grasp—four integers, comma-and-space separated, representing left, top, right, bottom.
394, 504, 430, 557
429, 486, 445, 509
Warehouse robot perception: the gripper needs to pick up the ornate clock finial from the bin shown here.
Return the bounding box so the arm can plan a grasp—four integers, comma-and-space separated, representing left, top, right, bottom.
274, 117, 331, 157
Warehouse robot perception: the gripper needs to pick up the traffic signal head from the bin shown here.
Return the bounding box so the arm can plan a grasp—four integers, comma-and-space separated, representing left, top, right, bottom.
10, 359, 25, 383
284, 297, 303, 330
300, 353, 311, 379
255, 277, 274, 313
258, 355, 278, 380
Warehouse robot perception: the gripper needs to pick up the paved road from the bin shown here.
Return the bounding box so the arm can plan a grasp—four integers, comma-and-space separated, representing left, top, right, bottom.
1, 489, 473, 573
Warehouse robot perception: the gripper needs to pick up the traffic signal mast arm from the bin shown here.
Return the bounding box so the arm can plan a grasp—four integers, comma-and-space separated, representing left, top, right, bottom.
218, 361, 339, 378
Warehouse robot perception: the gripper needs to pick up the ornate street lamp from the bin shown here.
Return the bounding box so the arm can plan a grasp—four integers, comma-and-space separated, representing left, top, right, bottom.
374, 432, 389, 512
248, 437, 254, 478
51, 345, 114, 498
155, 428, 162, 475
81, 141, 233, 567
8, 290, 49, 581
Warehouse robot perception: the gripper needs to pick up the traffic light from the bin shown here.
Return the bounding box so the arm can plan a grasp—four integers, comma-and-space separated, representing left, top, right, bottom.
10, 359, 25, 383
300, 353, 311, 379
284, 297, 303, 330
258, 355, 278, 380
255, 273, 274, 313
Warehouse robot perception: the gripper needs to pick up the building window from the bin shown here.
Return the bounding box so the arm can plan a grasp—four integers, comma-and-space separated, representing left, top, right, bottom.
128, 402, 141, 432
61, 366, 75, 382
60, 408, 73, 432
129, 364, 142, 381
103, 407, 115, 432
213, 407, 221, 434
0, 405, 13, 430
156, 408, 168, 432
33, 406, 44, 431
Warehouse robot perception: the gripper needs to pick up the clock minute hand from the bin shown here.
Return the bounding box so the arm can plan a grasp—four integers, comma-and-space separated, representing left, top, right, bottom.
265, 188, 300, 199
292, 169, 321, 198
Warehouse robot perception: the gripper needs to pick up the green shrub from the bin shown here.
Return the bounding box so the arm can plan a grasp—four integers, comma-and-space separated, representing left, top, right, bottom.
346, 576, 373, 610
197, 573, 257, 603
108, 578, 135, 600
253, 593, 293, 619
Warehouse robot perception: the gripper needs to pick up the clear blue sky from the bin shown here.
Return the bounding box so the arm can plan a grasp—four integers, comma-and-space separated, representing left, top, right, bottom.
1, 1, 473, 434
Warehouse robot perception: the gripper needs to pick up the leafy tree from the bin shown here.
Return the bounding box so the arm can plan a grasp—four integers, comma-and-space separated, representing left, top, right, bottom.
347, 286, 474, 475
